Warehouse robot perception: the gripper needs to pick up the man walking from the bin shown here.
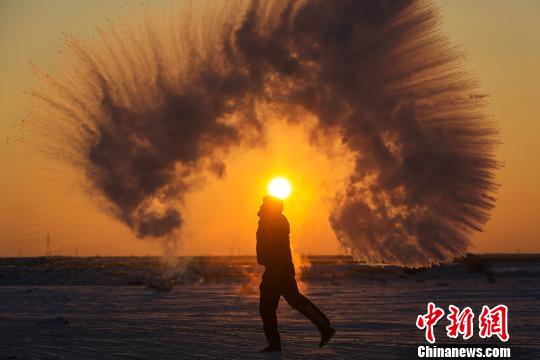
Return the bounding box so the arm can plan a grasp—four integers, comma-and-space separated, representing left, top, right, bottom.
256, 195, 335, 352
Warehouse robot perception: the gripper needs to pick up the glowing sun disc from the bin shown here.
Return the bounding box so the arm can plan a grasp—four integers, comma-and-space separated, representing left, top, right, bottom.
268, 177, 292, 199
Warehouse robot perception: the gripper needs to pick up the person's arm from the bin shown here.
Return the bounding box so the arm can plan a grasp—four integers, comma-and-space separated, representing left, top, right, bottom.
281, 217, 291, 259
256, 220, 265, 265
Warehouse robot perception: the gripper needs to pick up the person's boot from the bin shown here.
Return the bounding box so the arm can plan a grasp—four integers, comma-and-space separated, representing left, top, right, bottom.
319, 326, 336, 348
259, 343, 282, 352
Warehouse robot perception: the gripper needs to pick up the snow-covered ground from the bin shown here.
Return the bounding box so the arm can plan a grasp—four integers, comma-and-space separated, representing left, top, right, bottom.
0, 256, 539, 359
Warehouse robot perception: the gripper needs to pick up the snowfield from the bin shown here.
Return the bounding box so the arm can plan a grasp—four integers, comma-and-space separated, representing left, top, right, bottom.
0, 255, 539, 359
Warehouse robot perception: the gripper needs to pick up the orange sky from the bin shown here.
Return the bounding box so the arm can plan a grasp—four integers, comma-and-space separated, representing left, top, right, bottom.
0, 0, 539, 257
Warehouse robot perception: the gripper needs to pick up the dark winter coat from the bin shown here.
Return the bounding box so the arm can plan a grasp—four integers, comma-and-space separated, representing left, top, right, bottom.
256, 212, 295, 277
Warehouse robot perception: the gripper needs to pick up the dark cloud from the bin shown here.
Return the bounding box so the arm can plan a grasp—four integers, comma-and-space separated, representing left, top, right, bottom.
33, 0, 498, 265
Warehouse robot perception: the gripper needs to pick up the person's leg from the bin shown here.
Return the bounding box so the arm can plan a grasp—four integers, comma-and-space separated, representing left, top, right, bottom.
259, 273, 282, 348
281, 276, 331, 332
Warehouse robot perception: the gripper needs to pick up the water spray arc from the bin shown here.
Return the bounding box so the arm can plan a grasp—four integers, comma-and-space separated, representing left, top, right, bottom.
29, 0, 499, 266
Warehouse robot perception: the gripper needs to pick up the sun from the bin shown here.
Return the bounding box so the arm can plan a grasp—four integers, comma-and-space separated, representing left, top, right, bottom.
268, 177, 292, 200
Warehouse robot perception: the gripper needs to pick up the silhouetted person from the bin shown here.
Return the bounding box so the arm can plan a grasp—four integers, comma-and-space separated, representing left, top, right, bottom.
256, 195, 335, 352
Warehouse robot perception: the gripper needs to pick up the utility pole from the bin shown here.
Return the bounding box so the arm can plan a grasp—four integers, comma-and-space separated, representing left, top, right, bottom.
75, 248, 78, 257
46, 234, 51, 257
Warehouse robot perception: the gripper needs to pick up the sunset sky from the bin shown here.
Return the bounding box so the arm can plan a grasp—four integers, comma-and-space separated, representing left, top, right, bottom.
1, 0, 539, 257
